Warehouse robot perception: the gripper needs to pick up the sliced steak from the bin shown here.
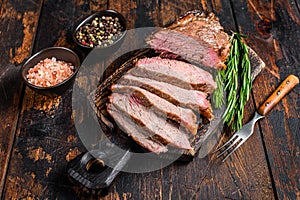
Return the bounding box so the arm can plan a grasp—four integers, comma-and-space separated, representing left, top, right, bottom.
148, 29, 224, 69
148, 12, 230, 69
130, 57, 216, 93
119, 74, 214, 120
109, 93, 192, 150
169, 12, 231, 63
107, 104, 168, 154
111, 84, 198, 135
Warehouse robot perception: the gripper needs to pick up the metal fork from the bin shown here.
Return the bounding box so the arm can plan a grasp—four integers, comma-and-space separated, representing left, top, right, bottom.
214, 74, 299, 162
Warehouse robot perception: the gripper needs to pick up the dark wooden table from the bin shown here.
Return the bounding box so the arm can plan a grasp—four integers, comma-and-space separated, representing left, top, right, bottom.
0, 0, 299, 199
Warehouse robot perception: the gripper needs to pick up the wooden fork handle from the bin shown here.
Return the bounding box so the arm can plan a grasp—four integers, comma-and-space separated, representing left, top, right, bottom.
258, 74, 299, 116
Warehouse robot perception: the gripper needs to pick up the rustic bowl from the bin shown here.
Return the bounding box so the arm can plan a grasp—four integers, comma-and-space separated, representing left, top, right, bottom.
21, 47, 81, 97
73, 10, 127, 51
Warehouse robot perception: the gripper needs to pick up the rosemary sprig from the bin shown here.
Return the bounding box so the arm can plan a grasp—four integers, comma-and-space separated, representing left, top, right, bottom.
212, 69, 225, 108
213, 33, 252, 132
222, 36, 239, 125
232, 38, 252, 131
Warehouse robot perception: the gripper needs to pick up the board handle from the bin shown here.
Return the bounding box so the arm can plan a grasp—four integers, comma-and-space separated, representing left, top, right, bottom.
258, 74, 299, 115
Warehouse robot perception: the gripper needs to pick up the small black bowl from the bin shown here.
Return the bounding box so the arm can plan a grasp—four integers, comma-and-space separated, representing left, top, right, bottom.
73, 10, 127, 51
21, 47, 81, 97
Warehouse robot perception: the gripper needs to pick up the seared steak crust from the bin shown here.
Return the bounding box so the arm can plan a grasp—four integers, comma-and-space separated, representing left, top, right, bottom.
148, 12, 230, 69
169, 12, 231, 63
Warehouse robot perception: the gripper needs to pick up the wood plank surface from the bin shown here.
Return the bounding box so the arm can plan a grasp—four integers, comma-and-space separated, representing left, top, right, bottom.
1, 0, 107, 199
0, 0, 42, 197
231, 1, 300, 199
0, 0, 299, 199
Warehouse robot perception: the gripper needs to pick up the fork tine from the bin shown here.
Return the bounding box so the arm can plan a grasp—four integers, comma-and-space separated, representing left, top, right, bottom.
221, 139, 245, 162
213, 135, 238, 153
216, 137, 241, 158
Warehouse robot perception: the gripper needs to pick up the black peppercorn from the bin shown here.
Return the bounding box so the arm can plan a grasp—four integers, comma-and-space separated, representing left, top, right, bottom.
75, 15, 124, 48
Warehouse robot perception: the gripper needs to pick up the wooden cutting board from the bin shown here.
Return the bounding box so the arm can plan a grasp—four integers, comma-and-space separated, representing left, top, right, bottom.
91, 46, 265, 161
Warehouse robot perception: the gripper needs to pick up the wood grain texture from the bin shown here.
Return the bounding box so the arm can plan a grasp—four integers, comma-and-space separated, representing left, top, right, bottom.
2, 136, 84, 199
231, 0, 300, 199
3, 89, 87, 199
0, 0, 298, 199
258, 74, 299, 115
0, 0, 42, 197
2, 0, 106, 199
